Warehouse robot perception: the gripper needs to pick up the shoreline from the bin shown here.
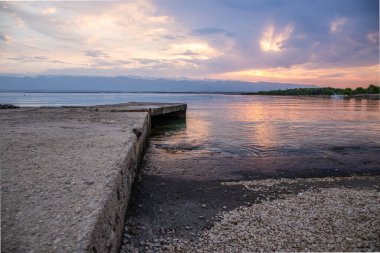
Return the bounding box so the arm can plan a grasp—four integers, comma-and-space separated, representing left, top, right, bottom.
123, 171, 379, 252
121, 131, 380, 252
159, 182, 379, 252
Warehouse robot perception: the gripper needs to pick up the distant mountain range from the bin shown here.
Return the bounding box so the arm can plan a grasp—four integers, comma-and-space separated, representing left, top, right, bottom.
0, 75, 317, 93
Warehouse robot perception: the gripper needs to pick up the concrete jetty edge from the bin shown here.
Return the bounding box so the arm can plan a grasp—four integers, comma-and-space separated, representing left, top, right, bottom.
0, 103, 186, 253
88, 111, 151, 253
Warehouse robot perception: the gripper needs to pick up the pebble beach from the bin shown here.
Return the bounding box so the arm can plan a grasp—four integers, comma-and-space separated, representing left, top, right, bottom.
121, 175, 380, 252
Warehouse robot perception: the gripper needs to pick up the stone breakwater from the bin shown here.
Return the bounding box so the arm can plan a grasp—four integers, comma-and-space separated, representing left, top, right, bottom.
0, 103, 186, 253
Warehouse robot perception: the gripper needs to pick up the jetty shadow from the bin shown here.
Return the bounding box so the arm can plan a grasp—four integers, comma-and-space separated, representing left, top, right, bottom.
151, 112, 187, 138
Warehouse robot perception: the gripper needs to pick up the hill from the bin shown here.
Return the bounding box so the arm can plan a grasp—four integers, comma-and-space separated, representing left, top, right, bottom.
0, 76, 316, 93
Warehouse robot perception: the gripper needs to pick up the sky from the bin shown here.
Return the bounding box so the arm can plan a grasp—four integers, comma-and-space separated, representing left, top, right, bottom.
0, 0, 379, 88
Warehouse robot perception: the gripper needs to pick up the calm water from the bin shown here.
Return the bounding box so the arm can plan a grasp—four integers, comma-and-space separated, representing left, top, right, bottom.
1, 92, 380, 157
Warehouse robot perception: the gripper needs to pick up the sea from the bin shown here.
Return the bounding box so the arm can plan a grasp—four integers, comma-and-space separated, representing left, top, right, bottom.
0, 93, 380, 177
1, 92, 379, 159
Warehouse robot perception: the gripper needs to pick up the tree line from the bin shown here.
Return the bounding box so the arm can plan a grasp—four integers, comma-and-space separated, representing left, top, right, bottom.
245, 84, 380, 96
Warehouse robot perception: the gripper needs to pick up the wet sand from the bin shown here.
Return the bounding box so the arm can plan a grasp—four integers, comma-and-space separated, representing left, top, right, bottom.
120, 128, 380, 252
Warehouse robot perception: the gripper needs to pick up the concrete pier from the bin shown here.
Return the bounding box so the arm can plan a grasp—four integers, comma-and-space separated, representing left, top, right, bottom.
0, 103, 186, 253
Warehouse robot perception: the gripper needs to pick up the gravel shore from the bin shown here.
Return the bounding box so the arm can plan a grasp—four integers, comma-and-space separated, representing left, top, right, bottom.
121, 176, 379, 252
168, 187, 379, 252
121, 116, 380, 253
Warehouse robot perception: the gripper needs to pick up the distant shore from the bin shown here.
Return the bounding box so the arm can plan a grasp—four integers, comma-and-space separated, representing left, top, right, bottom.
1, 90, 379, 99
0, 104, 19, 109
242, 84, 380, 98
243, 93, 380, 99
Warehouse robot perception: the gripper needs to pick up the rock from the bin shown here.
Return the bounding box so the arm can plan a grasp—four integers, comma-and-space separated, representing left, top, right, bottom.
133, 128, 143, 137
84, 180, 94, 185
0, 104, 19, 109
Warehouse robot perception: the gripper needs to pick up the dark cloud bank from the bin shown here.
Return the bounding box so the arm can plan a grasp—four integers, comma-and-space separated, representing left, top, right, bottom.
158, 0, 379, 70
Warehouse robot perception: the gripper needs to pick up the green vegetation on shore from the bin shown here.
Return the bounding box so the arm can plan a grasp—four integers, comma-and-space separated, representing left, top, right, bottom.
245, 84, 380, 96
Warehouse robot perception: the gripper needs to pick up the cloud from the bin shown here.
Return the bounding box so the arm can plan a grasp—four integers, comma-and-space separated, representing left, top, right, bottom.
192, 27, 234, 37
0, 0, 378, 87
162, 34, 179, 40
84, 50, 109, 58
259, 24, 293, 52
210, 64, 379, 87
171, 42, 221, 57
177, 50, 198, 56
7, 55, 68, 65
130, 58, 198, 71
0, 34, 12, 43
330, 17, 348, 32
41, 8, 56, 15
367, 32, 379, 43
319, 73, 347, 78
132, 58, 162, 65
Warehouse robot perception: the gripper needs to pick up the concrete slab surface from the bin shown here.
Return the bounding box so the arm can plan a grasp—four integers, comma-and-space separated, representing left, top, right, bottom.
0, 103, 186, 253
92, 102, 187, 116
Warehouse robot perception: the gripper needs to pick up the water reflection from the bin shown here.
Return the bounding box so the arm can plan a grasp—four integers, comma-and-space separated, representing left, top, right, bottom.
151, 116, 187, 138
365, 99, 380, 111
151, 111, 212, 154
2, 92, 380, 157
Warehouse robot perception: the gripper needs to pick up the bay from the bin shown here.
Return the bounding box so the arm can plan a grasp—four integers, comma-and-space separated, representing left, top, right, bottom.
1, 92, 379, 158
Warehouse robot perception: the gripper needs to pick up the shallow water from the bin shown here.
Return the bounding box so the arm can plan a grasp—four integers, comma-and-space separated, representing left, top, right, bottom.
1, 92, 380, 158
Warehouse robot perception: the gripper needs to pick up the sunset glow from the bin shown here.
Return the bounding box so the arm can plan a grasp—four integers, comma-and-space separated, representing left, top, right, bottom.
211, 64, 380, 88
0, 0, 378, 88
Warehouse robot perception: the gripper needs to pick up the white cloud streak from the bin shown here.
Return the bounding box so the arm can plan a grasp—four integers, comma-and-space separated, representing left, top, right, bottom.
260, 25, 293, 52
41, 7, 56, 15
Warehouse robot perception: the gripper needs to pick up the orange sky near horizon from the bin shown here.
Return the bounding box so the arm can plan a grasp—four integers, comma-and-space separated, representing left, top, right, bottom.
210, 64, 380, 88
0, 1, 379, 88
